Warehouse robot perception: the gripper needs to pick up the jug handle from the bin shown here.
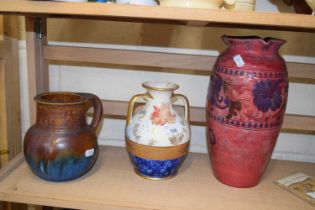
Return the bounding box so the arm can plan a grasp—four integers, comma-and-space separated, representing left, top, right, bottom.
172, 94, 190, 122
126, 93, 151, 125
221, 0, 236, 10
79, 93, 103, 131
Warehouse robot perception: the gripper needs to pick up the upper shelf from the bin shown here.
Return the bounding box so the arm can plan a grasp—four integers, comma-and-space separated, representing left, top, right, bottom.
0, 1, 315, 31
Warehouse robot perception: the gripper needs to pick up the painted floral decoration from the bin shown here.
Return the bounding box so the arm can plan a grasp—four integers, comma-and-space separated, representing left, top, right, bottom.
252, 79, 282, 113
209, 73, 230, 109
151, 103, 176, 125
209, 73, 242, 119
169, 133, 184, 146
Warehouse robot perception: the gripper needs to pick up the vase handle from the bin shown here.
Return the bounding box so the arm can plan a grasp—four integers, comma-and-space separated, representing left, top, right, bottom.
79, 93, 103, 131
172, 94, 190, 122
126, 93, 151, 125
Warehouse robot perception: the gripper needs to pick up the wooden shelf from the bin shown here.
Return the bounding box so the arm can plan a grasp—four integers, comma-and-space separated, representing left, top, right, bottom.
0, 2, 314, 209
0, 1, 315, 31
97, 100, 315, 135
45, 45, 315, 84
0, 146, 314, 210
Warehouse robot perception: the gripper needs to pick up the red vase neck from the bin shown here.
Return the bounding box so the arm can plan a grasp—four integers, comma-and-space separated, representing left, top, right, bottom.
222, 36, 285, 56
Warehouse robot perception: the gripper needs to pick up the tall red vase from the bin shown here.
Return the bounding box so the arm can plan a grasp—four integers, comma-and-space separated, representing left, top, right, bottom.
207, 36, 288, 188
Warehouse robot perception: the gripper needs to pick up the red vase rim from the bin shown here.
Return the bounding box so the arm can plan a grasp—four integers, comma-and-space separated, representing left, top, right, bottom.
222, 35, 286, 46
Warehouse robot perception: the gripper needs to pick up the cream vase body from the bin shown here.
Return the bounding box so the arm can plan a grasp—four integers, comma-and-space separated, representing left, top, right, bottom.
224, 0, 256, 11
125, 81, 191, 180
126, 81, 190, 147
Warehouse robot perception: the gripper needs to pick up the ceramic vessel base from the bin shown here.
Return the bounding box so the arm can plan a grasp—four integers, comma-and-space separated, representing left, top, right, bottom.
134, 169, 177, 181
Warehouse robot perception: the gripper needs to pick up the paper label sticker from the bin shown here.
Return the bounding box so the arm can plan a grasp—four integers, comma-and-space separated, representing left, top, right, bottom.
85, 148, 95, 157
233, 55, 245, 67
275, 172, 315, 206
277, 172, 309, 186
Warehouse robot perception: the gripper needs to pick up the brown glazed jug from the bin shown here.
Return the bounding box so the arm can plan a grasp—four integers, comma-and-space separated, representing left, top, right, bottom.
24, 92, 103, 181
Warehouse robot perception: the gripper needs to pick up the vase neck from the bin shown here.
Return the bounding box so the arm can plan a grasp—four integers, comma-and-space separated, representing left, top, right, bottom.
148, 90, 173, 104
142, 81, 178, 105
223, 36, 285, 56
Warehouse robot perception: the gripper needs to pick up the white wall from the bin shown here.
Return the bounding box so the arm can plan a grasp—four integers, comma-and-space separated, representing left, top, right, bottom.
18, 0, 315, 163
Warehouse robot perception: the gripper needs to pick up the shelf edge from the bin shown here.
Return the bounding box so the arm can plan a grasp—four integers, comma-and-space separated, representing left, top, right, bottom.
0, 1, 315, 31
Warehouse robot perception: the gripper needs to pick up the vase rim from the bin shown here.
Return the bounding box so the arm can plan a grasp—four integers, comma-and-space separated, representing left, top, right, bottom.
222, 35, 286, 45
142, 81, 179, 91
35, 92, 86, 106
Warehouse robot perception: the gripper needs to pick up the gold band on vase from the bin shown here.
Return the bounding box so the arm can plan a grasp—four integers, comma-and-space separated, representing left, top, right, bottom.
126, 138, 190, 160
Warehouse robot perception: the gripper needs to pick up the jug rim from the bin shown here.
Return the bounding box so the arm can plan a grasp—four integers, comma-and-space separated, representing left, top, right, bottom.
34, 92, 86, 105
142, 81, 179, 91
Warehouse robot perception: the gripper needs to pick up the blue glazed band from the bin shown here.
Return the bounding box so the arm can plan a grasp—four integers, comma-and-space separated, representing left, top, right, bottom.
25, 155, 97, 182
129, 154, 186, 179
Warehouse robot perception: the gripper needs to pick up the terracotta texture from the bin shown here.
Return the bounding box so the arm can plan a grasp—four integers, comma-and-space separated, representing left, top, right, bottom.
207, 36, 288, 187
24, 92, 103, 181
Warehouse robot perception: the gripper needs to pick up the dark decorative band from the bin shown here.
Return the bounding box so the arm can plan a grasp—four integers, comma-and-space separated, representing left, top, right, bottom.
209, 113, 282, 129
215, 67, 287, 79
126, 139, 189, 160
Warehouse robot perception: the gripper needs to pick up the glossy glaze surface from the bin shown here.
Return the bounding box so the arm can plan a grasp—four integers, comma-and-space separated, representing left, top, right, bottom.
126, 81, 190, 179
130, 154, 186, 179
24, 92, 103, 181
126, 82, 190, 147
